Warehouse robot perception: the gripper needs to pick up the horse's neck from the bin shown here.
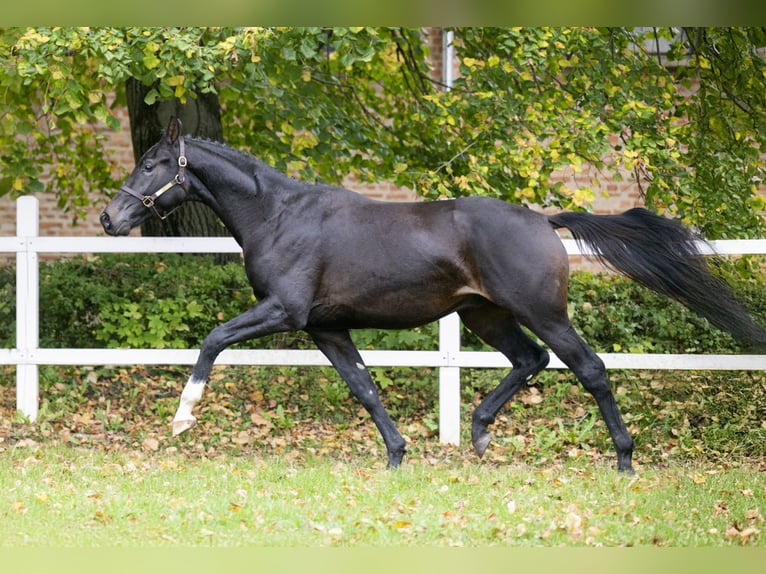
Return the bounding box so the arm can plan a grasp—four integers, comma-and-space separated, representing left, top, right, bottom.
187, 141, 306, 241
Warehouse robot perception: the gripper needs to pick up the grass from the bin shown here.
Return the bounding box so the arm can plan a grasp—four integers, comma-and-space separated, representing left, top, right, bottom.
1, 363, 765, 547
1, 446, 764, 547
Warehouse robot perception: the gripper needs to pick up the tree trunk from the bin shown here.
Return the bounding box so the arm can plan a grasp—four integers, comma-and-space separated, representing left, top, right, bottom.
125, 78, 231, 242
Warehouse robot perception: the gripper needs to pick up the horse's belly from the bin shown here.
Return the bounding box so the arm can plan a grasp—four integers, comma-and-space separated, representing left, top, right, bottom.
306, 290, 487, 331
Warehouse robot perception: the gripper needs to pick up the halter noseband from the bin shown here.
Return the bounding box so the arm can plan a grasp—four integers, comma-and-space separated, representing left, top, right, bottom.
119, 135, 189, 220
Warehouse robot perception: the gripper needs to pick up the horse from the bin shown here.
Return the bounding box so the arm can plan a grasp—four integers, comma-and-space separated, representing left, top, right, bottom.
100, 117, 766, 473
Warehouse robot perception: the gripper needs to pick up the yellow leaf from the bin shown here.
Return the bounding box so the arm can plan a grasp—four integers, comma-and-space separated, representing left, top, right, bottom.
739, 527, 760, 544
13, 500, 28, 515
167, 75, 185, 87
572, 187, 595, 207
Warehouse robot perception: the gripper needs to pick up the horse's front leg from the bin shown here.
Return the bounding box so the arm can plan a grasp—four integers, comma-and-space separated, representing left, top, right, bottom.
172, 298, 295, 436
308, 328, 407, 467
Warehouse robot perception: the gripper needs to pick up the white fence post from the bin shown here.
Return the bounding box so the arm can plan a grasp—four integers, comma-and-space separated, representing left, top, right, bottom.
438, 312, 461, 445
16, 196, 39, 421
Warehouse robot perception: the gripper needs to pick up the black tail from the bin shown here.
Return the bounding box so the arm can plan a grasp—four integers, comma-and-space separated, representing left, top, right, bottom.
549, 207, 766, 350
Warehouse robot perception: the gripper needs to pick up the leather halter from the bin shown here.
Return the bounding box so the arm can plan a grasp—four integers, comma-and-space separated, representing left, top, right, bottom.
119, 135, 189, 220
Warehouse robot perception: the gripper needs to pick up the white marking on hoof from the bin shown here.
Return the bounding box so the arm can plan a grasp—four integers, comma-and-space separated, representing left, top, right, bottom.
172, 377, 205, 436
172, 417, 197, 436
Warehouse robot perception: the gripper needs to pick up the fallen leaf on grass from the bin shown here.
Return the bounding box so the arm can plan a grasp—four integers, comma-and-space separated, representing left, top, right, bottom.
249, 412, 272, 428
232, 431, 250, 445
142, 437, 160, 451
745, 509, 762, 521
725, 525, 760, 545
12, 499, 28, 515
92, 511, 113, 524
519, 388, 543, 406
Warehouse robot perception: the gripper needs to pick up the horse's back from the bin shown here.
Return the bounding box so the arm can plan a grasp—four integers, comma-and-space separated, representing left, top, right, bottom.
452, 196, 565, 258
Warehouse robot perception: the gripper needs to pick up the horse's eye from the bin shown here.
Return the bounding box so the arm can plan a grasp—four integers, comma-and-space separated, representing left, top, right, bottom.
143, 162, 153, 172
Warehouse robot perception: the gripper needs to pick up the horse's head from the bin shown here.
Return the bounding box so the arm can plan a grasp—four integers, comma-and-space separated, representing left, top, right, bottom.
100, 117, 190, 236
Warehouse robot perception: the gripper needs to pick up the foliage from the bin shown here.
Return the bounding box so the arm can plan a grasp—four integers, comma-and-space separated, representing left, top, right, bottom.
1, 27, 765, 236
0, 254, 763, 354
565, 263, 766, 354
0, 265, 14, 344
0, 254, 253, 349
442, 28, 766, 238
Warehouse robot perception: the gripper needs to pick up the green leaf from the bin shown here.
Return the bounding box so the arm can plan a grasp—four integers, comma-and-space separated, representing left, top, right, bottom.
142, 54, 161, 70
143, 88, 159, 106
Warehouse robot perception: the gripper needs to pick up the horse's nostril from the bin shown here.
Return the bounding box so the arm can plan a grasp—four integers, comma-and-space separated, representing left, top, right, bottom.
100, 211, 111, 230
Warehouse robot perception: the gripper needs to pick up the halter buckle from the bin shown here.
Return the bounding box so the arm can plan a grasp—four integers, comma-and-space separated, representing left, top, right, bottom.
141, 196, 156, 208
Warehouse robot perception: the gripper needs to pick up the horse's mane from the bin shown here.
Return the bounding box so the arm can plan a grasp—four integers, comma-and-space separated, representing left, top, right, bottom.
186, 135, 258, 165
184, 134, 312, 197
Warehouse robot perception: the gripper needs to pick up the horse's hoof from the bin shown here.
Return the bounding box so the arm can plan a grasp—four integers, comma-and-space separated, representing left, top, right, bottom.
472, 432, 492, 458
386, 448, 406, 469
172, 417, 196, 437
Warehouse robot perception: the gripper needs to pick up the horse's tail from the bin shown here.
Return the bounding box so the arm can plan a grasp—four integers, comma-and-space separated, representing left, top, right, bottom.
548, 207, 766, 350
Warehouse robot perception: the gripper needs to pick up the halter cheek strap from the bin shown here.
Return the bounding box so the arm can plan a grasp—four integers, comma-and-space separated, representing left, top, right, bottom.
119, 135, 189, 220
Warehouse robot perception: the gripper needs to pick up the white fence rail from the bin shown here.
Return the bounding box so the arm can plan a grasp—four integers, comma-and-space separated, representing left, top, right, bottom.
3, 196, 766, 445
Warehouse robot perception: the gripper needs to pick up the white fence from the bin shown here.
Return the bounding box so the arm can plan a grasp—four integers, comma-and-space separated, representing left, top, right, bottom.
2, 196, 766, 445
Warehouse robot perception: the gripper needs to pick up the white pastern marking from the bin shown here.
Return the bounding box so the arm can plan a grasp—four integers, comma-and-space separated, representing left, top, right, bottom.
173, 377, 206, 424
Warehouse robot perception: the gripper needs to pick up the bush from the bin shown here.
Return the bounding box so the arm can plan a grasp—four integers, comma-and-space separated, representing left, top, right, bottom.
0, 254, 763, 353
567, 258, 766, 354
0, 265, 14, 347
1, 253, 257, 349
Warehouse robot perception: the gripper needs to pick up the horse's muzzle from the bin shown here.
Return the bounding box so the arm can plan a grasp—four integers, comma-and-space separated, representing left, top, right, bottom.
99, 210, 126, 236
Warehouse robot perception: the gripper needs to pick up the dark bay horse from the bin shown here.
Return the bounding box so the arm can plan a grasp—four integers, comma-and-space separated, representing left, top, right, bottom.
100, 118, 766, 473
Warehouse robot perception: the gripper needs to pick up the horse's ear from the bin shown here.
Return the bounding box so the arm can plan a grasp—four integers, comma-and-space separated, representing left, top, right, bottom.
165, 117, 182, 145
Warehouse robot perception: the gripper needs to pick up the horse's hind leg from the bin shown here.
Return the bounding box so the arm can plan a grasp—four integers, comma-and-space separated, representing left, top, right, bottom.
308, 328, 407, 468
525, 316, 635, 473
459, 305, 550, 458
